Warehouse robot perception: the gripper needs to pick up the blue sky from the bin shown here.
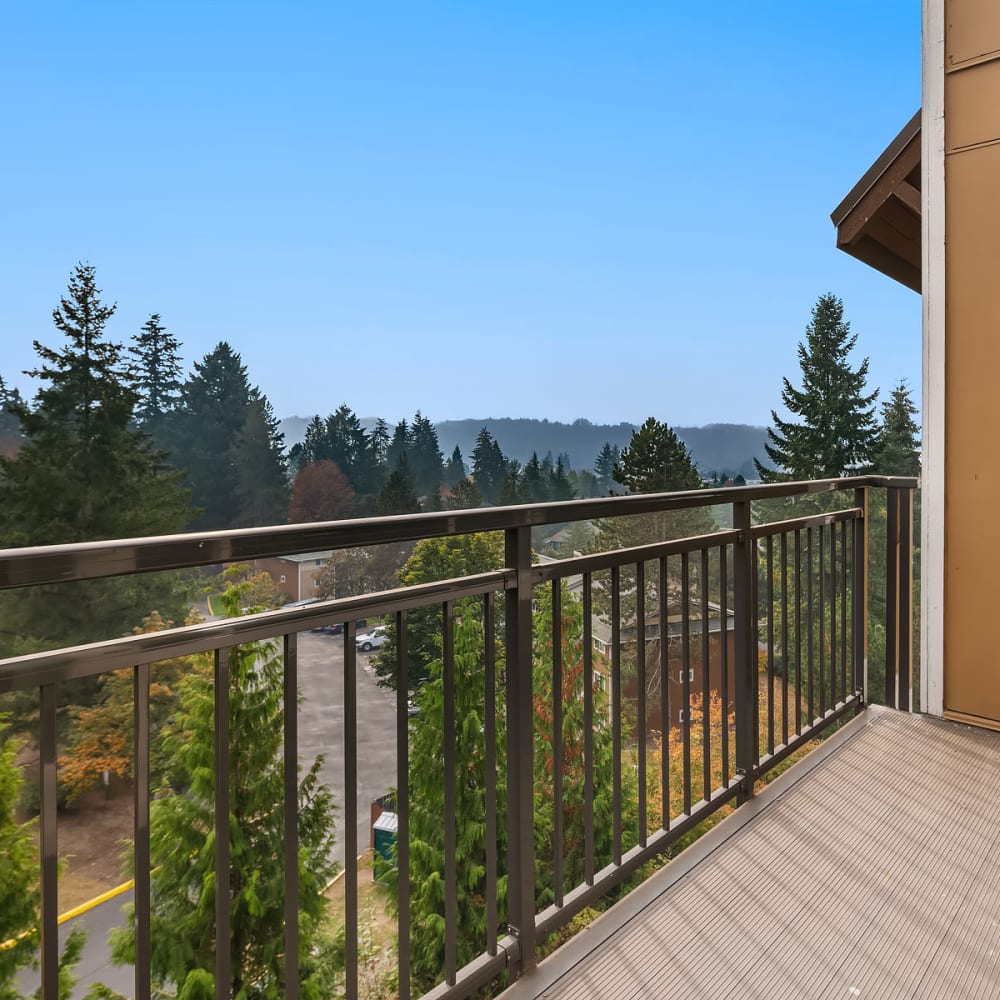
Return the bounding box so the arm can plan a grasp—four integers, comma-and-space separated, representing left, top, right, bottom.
1, 2, 922, 428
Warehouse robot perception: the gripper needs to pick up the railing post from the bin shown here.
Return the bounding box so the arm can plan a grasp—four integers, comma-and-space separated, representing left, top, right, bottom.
504, 526, 536, 975
732, 501, 757, 804
852, 487, 869, 705
885, 484, 914, 711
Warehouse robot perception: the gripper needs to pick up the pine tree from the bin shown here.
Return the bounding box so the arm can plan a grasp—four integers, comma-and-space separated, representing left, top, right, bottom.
109, 573, 338, 998
871, 381, 920, 476
443, 445, 466, 487
325, 404, 369, 492
129, 313, 183, 427
0, 265, 193, 651
159, 342, 251, 529
756, 294, 878, 481
375, 456, 420, 517
386, 419, 411, 474
409, 412, 444, 497
471, 428, 507, 504
373, 532, 504, 691
548, 456, 575, 502
0, 375, 26, 459
232, 391, 288, 528
404, 614, 507, 993
594, 442, 620, 495
1, 715, 86, 1000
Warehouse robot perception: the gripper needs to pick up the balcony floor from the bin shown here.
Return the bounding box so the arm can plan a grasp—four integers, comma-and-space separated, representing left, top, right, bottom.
505, 706, 1000, 999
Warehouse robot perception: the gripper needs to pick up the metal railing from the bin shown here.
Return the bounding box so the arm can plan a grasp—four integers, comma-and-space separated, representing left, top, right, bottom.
0, 476, 917, 1000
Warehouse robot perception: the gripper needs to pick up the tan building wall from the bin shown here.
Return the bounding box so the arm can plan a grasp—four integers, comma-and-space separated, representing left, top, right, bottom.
942, 0, 1000, 728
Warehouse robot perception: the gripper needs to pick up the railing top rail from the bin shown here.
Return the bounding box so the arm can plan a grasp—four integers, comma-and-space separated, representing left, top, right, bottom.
0, 569, 513, 693
0, 475, 918, 591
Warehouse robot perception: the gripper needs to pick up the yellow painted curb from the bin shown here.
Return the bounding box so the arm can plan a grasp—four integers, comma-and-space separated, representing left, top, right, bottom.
0, 880, 135, 950
58, 879, 135, 923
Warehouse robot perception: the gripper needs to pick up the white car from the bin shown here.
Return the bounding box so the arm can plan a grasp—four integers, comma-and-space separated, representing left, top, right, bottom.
355, 627, 388, 653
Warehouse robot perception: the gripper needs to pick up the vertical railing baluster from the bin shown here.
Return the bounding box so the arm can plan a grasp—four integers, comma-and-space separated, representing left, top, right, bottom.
766, 535, 775, 755
396, 610, 412, 999
719, 545, 730, 784
504, 525, 536, 975
282, 635, 299, 1000
582, 571, 595, 884
550, 583, 563, 909
807, 528, 815, 725
214, 648, 231, 1000
840, 520, 849, 704
819, 525, 826, 717
700, 549, 710, 802
830, 522, 838, 707
484, 597, 498, 954
343, 624, 358, 998
780, 534, 789, 747
39, 683, 58, 1000
853, 489, 868, 703
794, 530, 802, 735
681, 552, 692, 815
732, 501, 756, 803
886, 486, 900, 706
636, 561, 647, 847
898, 488, 914, 710
134, 663, 151, 1000
442, 602, 457, 986
658, 557, 670, 829
611, 567, 622, 866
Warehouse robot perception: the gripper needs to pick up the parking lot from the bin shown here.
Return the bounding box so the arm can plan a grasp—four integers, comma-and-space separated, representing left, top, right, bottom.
295, 630, 399, 864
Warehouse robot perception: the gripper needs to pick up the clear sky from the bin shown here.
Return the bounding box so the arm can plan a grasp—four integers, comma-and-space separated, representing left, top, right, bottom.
1, 2, 922, 428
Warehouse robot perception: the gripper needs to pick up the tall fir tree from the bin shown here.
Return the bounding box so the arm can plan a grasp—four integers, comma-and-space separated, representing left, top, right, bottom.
375, 455, 420, 517
471, 427, 507, 504
409, 411, 444, 497
0, 374, 26, 459
232, 391, 289, 527
594, 442, 621, 495
870, 381, 920, 476
443, 445, 466, 487
0, 265, 193, 651
109, 573, 338, 998
128, 313, 183, 429
755, 294, 878, 481
325, 404, 369, 492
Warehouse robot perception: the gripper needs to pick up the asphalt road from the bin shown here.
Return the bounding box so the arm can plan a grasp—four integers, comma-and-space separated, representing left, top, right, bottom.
19, 630, 399, 998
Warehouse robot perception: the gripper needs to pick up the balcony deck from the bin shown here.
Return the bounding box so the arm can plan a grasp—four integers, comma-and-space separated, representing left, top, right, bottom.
505, 706, 1000, 1000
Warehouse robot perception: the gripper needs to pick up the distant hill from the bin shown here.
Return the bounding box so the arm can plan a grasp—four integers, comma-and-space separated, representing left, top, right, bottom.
279, 415, 768, 481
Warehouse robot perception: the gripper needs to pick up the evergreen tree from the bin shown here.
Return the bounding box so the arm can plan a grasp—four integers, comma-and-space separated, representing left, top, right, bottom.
871, 381, 920, 476
298, 415, 330, 469
496, 462, 526, 506
755, 294, 878, 481
375, 456, 420, 517
548, 456, 575, 502
409, 412, 444, 497
0, 375, 26, 459
404, 615, 507, 993
0, 265, 192, 651
232, 391, 288, 528
160, 341, 254, 530
471, 428, 507, 504
109, 573, 338, 998
522, 453, 549, 503
373, 532, 504, 691
594, 442, 620, 495
325, 404, 369, 492
367, 417, 391, 492
446, 478, 482, 511
129, 313, 182, 428
0, 716, 86, 1000
443, 445, 466, 487
386, 419, 411, 473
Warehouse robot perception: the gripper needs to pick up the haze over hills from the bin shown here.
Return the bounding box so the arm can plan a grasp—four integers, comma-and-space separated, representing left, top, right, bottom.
278, 416, 768, 481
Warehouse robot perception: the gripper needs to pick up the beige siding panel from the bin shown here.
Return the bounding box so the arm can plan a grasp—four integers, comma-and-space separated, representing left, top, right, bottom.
944, 142, 1000, 724
946, 0, 1000, 68
946, 57, 1000, 150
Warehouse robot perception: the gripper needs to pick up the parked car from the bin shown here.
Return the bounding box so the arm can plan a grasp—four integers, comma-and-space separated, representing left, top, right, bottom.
355, 627, 388, 653
310, 618, 368, 635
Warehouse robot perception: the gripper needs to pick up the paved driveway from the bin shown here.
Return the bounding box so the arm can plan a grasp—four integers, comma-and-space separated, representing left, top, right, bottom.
295, 629, 399, 864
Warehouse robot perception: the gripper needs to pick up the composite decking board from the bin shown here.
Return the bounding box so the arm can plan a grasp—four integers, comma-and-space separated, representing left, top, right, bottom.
514, 710, 1000, 1000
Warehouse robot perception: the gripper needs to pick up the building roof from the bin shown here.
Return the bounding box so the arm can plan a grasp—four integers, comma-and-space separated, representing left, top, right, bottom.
830, 110, 921, 293
273, 551, 333, 564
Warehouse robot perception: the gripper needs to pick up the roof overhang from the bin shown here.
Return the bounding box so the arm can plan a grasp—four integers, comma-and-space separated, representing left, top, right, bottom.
831, 110, 922, 293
